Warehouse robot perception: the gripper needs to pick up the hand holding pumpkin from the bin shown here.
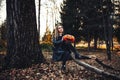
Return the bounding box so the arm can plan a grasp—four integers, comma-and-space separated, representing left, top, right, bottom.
62, 34, 75, 43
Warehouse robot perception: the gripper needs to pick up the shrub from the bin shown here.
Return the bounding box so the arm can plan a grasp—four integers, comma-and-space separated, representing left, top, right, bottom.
40, 42, 53, 52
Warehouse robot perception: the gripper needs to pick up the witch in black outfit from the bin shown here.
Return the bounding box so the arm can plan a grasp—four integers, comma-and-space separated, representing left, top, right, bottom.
52, 24, 90, 71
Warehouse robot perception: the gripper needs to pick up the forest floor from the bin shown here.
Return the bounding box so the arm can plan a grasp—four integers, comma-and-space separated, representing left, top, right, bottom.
0, 49, 120, 80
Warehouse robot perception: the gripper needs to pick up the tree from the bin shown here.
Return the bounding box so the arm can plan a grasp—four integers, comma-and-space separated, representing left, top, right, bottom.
0, 21, 7, 41
4, 0, 44, 69
61, 0, 81, 42
61, 0, 103, 41
38, 0, 41, 39
61, 0, 114, 59
0, 0, 3, 8
101, 0, 114, 60
113, 0, 120, 43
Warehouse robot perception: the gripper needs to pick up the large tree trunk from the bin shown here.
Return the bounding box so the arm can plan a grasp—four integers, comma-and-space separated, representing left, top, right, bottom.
4, 0, 44, 69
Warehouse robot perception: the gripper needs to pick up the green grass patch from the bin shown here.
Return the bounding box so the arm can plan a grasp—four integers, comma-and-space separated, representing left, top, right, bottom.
40, 42, 53, 52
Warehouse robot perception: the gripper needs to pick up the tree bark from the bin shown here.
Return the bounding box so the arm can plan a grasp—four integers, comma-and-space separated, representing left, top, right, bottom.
94, 31, 98, 50
87, 30, 90, 51
38, 0, 41, 39
104, 17, 112, 60
4, 0, 44, 69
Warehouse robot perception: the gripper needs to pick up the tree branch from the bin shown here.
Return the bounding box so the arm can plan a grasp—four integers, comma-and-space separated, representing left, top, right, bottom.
70, 53, 120, 80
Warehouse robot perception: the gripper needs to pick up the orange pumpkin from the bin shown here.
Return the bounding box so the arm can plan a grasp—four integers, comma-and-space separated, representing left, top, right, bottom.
63, 34, 75, 43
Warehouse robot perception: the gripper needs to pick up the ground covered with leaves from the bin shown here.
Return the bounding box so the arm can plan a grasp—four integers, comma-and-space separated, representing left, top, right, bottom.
0, 50, 120, 80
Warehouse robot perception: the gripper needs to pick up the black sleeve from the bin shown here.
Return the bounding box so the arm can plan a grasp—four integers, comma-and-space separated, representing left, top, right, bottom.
53, 37, 63, 45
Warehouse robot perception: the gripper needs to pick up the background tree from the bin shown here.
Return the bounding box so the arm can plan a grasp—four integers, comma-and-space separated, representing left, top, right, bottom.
0, 0, 3, 8
115, 27, 120, 43
4, 0, 44, 69
113, 0, 120, 43
0, 21, 7, 50
61, 0, 105, 45
0, 21, 7, 41
61, 0, 114, 60
61, 0, 82, 42
101, 0, 114, 60
38, 0, 41, 39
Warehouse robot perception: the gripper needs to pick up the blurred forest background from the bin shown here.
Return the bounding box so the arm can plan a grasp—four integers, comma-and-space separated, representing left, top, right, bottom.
0, 0, 120, 80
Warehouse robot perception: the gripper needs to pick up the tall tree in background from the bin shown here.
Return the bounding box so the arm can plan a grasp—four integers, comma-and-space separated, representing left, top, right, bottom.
0, 0, 3, 8
114, 0, 120, 43
4, 0, 44, 69
61, 0, 105, 43
0, 21, 7, 41
61, 0, 113, 60
38, 0, 41, 39
102, 0, 113, 60
61, 0, 81, 42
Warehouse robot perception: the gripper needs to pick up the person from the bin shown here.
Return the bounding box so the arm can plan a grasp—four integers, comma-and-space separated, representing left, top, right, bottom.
52, 23, 90, 71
